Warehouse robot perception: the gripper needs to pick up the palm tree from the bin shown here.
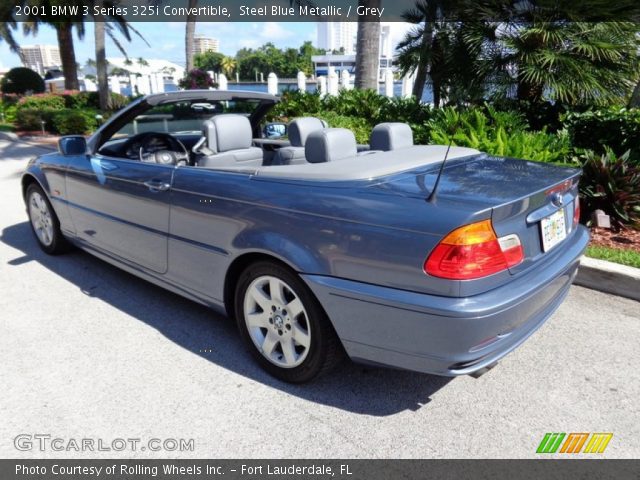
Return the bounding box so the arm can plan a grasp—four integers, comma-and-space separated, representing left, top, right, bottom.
461, 4, 640, 105
220, 56, 236, 77
185, 0, 198, 71
354, 0, 381, 90
93, 1, 148, 110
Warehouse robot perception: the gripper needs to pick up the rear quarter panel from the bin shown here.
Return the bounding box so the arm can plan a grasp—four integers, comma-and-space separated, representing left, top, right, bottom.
168, 167, 484, 301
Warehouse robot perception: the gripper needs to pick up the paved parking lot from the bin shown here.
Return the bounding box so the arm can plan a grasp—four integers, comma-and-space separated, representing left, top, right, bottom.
1, 139, 639, 458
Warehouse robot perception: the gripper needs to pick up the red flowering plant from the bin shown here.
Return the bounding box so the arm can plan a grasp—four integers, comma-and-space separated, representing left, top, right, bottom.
178, 69, 216, 90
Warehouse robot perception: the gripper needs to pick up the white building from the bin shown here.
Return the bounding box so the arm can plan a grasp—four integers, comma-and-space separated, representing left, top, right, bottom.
193, 34, 220, 54
317, 22, 357, 54
20, 45, 61, 75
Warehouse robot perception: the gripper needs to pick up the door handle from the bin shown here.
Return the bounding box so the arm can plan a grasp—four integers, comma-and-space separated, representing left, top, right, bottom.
100, 160, 118, 171
143, 180, 170, 192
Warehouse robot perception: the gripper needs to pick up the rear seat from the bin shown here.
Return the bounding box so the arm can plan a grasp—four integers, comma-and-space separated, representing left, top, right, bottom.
369, 122, 414, 152
271, 117, 327, 165
305, 128, 357, 163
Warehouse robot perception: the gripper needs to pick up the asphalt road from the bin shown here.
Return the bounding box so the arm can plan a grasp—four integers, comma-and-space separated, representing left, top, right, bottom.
1, 139, 639, 459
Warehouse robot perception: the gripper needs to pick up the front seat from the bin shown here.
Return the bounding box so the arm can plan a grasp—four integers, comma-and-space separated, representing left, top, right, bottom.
369, 122, 414, 151
196, 114, 264, 168
271, 117, 327, 165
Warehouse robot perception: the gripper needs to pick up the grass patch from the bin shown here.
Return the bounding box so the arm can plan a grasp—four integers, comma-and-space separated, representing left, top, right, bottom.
0, 123, 15, 132
586, 245, 640, 268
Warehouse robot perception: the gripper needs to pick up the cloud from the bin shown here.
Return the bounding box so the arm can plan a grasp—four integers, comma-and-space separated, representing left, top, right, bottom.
260, 22, 294, 40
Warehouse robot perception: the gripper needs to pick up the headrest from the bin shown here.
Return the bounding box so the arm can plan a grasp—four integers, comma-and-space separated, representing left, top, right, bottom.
305, 128, 357, 164
288, 117, 327, 147
202, 114, 253, 153
370, 122, 414, 151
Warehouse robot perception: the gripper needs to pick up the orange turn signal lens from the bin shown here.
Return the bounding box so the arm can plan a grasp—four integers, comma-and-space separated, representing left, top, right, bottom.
425, 220, 524, 280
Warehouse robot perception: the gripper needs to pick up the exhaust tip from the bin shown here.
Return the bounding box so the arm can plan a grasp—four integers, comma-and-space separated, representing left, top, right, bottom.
469, 361, 499, 379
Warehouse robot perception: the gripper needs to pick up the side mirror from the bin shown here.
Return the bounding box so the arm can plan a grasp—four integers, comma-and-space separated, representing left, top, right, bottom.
58, 136, 87, 156
263, 122, 287, 139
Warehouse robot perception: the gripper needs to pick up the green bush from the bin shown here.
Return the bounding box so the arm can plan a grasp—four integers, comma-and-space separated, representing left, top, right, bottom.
564, 108, 640, 162
52, 109, 98, 135
0, 67, 45, 95
82, 91, 130, 111
579, 148, 640, 227
323, 89, 389, 120
428, 105, 570, 163
18, 93, 66, 110
268, 90, 323, 119
15, 91, 130, 115
15, 108, 58, 131
0, 100, 18, 123
313, 112, 372, 144
492, 99, 569, 132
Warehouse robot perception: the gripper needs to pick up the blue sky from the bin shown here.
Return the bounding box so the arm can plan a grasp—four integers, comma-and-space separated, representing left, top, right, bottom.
0, 22, 320, 69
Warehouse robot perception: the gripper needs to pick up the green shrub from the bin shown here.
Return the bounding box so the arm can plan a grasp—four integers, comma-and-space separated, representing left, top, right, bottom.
313, 112, 372, 144
0, 67, 44, 95
323, 89, 389, 121
0, 100, 18, 123
15, 108, 58, 131
492, 99, 569, 132
82, 91, 130, 111
268, 90, 323, 119
18, 93, 66, 110
579, 148, 640, 227
564, 108, 640, 162
428, 105, 570, 163
52, 109, 98, 135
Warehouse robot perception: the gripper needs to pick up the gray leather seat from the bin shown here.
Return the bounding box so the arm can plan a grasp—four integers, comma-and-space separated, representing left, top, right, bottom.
271, 117, 327, 165
197, 114, 263, 168
370, 122, 414, 151
305, 128, 357, 163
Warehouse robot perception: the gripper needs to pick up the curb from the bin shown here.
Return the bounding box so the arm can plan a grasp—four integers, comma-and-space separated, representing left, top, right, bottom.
575, 256, 640, 302
0, 131, 57, 151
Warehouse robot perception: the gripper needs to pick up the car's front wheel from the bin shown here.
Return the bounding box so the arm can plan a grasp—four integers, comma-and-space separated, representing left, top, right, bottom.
26, 183, 70, 255
235, 261, 342, 383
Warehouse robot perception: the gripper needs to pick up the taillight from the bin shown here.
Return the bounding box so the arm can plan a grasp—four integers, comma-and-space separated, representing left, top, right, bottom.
573, 197, 580, 226
424, 219, 524, 280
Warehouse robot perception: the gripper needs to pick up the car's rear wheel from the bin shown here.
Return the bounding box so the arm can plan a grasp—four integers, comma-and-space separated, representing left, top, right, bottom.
26, 183, 70, 255
235, 261, 342, 383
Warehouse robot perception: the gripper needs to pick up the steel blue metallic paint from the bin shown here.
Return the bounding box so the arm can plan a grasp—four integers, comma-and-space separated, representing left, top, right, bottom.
21, 91, 589, 378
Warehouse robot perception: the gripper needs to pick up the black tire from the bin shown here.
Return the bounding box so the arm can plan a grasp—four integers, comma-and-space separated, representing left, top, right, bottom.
26, 183, 71, 255
234, 260, 343, 383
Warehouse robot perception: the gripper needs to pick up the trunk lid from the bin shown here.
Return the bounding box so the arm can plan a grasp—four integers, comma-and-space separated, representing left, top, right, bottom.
371, 154, 581, 273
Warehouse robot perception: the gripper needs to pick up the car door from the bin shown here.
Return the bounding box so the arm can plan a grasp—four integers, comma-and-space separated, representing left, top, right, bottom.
65, 153, 173, 274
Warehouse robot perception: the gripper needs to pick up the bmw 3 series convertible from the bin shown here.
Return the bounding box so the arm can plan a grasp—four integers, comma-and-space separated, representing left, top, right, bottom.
22, 90, 589, 382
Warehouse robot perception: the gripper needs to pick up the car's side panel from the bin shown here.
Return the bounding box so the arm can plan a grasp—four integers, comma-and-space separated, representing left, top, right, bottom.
64, 155, 174, 274
167, 167, 478, 302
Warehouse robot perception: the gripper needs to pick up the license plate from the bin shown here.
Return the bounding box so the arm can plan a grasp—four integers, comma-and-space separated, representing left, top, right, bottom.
540, 208, 567, 252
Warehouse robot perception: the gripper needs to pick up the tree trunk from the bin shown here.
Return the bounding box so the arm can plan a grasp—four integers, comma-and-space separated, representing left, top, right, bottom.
94, 14, 109, 110
354, 0, 381, 90
185, 0, 198, 72
411, 22, 433, 101
629, 77, 640, 108
56, 23, 79, 90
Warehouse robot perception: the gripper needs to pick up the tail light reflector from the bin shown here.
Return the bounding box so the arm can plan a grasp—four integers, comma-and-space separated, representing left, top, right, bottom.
573, 197, 580, 226
424, 220, 524, 280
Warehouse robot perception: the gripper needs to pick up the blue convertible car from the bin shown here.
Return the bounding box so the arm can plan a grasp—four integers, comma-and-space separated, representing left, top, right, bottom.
22, 90, 589, 382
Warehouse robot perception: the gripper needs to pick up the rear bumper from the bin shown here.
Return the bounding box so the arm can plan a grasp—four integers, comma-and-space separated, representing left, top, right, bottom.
302, 225, 589, 376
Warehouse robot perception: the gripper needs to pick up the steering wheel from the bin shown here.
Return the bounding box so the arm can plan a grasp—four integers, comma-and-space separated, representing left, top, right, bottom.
133, 132, 189, 165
